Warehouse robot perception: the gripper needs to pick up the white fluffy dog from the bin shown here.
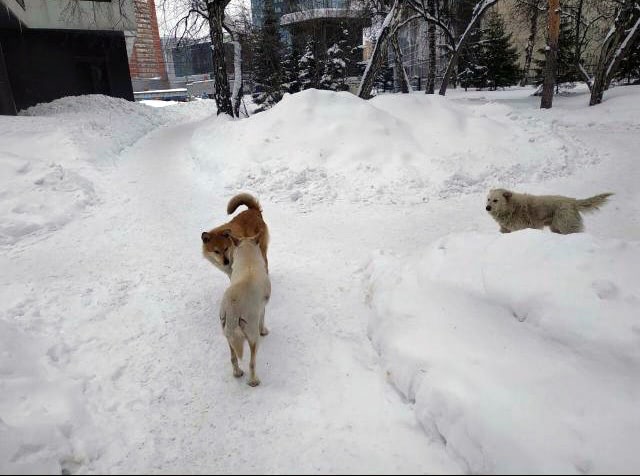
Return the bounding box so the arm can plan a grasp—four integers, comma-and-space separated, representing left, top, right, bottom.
486, 188, 613, 234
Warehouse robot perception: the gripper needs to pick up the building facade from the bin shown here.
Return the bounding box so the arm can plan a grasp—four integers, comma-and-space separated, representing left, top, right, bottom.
280, 0, 368, 76
128, 0, 168, 91
0, 0, 137, 114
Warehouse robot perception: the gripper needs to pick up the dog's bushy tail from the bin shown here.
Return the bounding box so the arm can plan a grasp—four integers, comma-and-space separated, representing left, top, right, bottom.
227, 193, 261, 215
576, 193, 613, 213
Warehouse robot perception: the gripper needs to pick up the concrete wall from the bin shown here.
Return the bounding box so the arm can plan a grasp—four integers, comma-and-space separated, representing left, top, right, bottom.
0, 0, 136, 32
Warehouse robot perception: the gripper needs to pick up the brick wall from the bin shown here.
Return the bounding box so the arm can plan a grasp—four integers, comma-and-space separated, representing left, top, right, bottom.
128, 0, 169, 90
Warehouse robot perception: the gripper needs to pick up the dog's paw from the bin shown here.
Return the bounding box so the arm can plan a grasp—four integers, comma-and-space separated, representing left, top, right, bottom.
248, 378, 261, 387
260, 326, 270, 336
233, 369, 244, 378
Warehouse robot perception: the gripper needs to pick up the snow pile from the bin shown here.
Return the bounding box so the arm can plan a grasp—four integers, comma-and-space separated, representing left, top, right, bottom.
365, 230, 640, 473
191, 89, 593, 207
0, 95, 217, 246
20, 95, 217, 162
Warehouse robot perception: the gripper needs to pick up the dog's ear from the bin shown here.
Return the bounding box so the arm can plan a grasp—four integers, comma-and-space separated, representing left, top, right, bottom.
503, 191, 513, 200
201, 232, 210, 243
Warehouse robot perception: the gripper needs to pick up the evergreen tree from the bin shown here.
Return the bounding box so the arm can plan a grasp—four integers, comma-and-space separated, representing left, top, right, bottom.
298, 38, 321, 90
479, 12, 521, 90
320, 42, 349, 91
615, 40, 640, 84
282, 47, 301, 94
458, 25, 486, 89
251, 0, 284, 111
534, 18, 580, 86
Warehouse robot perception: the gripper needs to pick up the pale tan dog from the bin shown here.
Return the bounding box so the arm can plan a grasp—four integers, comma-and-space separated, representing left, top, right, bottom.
202, 193, 269, 277
486, 188, 613, 234
219, 232, 271, 387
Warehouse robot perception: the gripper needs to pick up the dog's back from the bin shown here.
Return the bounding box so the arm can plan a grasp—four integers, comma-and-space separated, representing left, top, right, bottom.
219, 238, 270, 386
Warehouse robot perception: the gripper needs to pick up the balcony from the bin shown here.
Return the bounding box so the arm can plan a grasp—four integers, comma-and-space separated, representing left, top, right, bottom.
280, 0, 365, 26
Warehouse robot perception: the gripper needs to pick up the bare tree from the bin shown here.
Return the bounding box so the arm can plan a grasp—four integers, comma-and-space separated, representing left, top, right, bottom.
161, 0, 234, 116
513, 0, 545, 86
425, 0, 437, 93
540, 0, 560, 109
223, 3, 253, 117
358, 0, 413, 99
590, 0, 640, 105
391, 32, 412, 92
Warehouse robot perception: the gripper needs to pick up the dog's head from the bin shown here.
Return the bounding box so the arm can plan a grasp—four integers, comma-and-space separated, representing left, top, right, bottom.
201, 229, 233, 276
486, 189, 513, 216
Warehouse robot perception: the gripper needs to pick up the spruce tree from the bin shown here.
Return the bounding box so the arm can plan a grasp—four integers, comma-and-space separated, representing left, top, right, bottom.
251, 0, 284, 111
298, 38, 321, 90
320, 43, 349, 91
480, 12, 521, 90
458, 25, 487, 89
615, 40, 640, 84
282, 47, 301, 94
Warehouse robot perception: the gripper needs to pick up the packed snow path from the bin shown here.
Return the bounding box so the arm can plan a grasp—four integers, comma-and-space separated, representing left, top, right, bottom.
3, 114, 461, 473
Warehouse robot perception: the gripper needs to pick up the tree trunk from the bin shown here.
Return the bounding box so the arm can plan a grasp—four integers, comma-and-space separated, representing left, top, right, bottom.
519, 6, 539, 86
230, 36, 243, 118
207, 0, 233, 116
425, 0, 437, 93
391, 33, 411, 93
590, 0, 640, 106
540, 0, 560, 109
358, 0, 405, 99
439, 0, 500, 96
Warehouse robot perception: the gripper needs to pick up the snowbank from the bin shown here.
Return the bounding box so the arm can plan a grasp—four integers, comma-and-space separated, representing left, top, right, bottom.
365, 230, 640, 473
191, 89, 594, 206
0, 95, 217, 246
20, 95, 217, 163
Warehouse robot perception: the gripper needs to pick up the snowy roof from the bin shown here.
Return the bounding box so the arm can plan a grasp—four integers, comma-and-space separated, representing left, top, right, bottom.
280, 8, 365, 26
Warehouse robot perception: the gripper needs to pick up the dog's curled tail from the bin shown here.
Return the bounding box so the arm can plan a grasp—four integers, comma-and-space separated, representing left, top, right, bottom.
227, 193, 261, 215
577, 193, 613, 213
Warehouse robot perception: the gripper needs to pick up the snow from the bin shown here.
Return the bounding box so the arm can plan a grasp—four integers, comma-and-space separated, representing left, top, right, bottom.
0, 95, 216, 246
1, 84, 639, 473
139, 99, 179, 108
192, 88, 595, 207
365, 230, 640, 473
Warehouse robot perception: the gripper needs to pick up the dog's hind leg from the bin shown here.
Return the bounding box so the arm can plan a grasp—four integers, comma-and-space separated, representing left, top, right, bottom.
551, 206, 584, 234
247, 340, 260, 387
228, 342, 244, 378
259, 308, 269, 336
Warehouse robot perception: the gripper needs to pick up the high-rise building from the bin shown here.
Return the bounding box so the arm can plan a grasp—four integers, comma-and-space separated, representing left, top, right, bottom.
280, 0, 368, 76
251, 0, 286, 28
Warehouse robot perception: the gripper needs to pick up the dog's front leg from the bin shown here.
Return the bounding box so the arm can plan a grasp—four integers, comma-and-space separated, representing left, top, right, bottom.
500, 226, 511, 233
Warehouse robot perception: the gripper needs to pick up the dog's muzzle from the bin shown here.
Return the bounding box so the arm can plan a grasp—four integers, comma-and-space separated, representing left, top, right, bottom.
486, 206, 492, 211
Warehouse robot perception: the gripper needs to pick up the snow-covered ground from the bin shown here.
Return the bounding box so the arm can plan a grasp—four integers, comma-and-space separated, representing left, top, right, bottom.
1, 85, 639, 474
